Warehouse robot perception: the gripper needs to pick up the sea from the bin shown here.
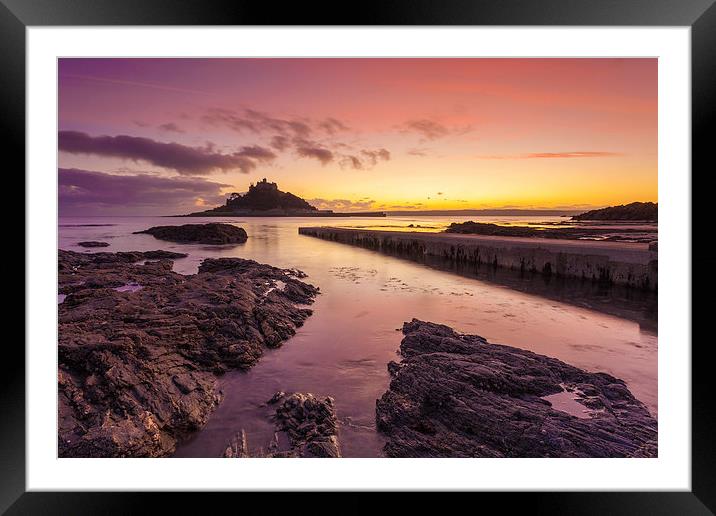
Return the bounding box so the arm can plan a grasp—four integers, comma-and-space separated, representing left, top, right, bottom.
58, 215, 658, 457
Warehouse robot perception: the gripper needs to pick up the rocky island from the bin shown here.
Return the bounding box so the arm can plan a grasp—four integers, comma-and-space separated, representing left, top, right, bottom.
184, 178, 385, 217
571, 202, 657, 221
134, 222, 248, 245
376, 320, 657, 458
58, 249, 319, 457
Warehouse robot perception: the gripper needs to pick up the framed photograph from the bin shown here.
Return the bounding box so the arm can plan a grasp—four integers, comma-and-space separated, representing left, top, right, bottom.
6, 0, 714, 512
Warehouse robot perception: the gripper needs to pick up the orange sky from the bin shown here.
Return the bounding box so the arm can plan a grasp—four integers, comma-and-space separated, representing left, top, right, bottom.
58, 58, 657, 215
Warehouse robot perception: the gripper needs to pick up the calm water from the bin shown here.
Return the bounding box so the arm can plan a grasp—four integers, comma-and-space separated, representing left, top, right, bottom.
58, 215, 658, 457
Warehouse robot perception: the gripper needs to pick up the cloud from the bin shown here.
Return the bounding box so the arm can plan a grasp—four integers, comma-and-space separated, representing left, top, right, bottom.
270, 135, 290, 151
307, 198, 376, 211
158, 122, 185, 133
407, 148, 429, 157
401, 119, 450, 140
339, 155, 363, 170
58, 168, 230, 215
202, 107, 313, 138
235, 145, 277, 162
58, 131, 275, 174
202, 108, 391, 170
295, 145, 334, 165
478, 151, 622, 160
360, 148, 390, 165
318, 117, 350, 135
338, 148, 391, 170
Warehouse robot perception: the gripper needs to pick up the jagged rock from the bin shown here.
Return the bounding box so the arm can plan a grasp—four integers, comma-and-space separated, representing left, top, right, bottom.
134, 223, 248, 245
222, 430, 250, 458
58, 249, 318, 457
376, 319, 657, 458
77, 241, 110, 248
272, 393, 341, 457
222, 392, 341, 458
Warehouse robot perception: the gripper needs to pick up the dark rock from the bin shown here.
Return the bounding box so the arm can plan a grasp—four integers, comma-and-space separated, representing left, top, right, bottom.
58, 249, 318, 457
375, 319, 657, 458
445, 220, 656, 242
272, 393, 340, 458
77, 241, 110, 248
268, 391, 287, 404
134, 223, 248, 245
222, 392, 341, 458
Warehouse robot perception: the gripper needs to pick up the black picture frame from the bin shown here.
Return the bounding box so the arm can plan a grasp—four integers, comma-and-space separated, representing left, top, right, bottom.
4, 0, 714, 513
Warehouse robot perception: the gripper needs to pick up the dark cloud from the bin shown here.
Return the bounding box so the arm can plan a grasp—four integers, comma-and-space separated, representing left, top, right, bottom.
58, 168, 230, 215
58, 131, 275, 174
158, 122, 185, 133
478, 151, 622, 160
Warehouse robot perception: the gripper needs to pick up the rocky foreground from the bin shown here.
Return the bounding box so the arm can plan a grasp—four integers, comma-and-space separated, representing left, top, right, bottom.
376, 320, 657, 458
134, 223, 248, 245
222, 392, 341, 458
58, 249, 318, 457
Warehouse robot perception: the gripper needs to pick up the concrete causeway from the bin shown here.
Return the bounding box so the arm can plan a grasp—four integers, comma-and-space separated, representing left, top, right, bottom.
298, 227, 658, 290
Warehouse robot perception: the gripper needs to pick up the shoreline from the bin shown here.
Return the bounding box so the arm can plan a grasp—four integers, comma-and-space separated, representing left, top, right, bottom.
298, 227, 658, 290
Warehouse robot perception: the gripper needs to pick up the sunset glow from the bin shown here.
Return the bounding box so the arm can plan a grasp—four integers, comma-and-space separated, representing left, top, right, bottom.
58, 58, 657, 215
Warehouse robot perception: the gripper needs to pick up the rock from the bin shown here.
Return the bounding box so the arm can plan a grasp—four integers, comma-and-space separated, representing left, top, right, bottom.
375, 319, 657, 458
222, 430, 250, 458
133, 223, 248, 245
268, 391, 286, 404
58, 249, 318, 457
77, 241, 110, 248
223, 392, 341, 458
273, 393, 340, 458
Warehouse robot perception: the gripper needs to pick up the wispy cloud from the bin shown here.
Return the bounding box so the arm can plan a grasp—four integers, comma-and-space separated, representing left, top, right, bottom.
478, 151, 623, 160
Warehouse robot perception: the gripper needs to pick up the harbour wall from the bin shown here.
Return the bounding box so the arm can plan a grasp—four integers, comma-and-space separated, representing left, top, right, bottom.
298, 227, 658, 290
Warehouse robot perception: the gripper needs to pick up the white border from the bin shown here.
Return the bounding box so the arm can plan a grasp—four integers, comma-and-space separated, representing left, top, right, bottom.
27, 27, 691, 491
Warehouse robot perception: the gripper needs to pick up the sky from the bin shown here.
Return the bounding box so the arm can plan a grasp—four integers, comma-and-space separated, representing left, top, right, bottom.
58, 58, 657, 216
